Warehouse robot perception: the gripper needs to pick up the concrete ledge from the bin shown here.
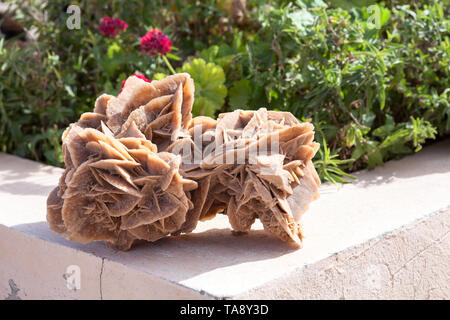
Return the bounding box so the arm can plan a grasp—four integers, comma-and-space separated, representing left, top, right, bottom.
0, 140, 449, 299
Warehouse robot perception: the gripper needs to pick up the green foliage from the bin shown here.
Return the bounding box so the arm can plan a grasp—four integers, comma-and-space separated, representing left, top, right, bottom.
154, 58, 228, 116
315, 137, 356, 184
0, 0, 448, 184
0, 0, 187, 166
218, 0, 449, 181
228, 79, 252, 109
179, 58, 228, 117
0, 38, 69, 166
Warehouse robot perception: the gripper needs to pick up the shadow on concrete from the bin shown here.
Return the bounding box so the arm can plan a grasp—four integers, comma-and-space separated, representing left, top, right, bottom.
12, 220, 298, 283
0, 181, 55, 196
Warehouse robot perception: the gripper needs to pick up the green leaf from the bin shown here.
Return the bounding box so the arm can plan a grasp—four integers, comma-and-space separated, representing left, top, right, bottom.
199, 45, 220, 62
99, 42, 123, 76
106, 42, 121, 59
64, 85, 75, 97
361, 111, 376, 127
229, 79, 251, 109
379, 129, 408, 149
166, 52, 181, 61
153, 73, 168, 81
166, 53, 181, 61
351, 144, 365, 160
345, 125, 356, 147
373, 114, 395, 138
379, 7, 391, 27
367, 148, 383, 169
288, 9, 315, 32
178, 58, 227, 117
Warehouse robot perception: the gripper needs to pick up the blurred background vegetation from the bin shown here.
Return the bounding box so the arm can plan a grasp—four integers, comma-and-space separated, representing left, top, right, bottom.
0, 0, 448, 183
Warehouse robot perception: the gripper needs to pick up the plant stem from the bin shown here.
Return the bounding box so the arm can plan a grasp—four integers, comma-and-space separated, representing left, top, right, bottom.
162, 55, 176, 75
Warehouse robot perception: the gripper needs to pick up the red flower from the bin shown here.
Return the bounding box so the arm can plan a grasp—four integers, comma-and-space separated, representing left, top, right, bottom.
120, 74, 151, 93
98, 17, 128, 38
140, 29, 172, 56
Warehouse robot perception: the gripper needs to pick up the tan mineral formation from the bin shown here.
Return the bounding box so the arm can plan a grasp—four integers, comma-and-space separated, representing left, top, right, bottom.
47, 73, 320, 250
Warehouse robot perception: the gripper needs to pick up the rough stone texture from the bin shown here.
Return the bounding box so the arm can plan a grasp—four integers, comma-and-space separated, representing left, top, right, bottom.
236, 207, 450, 299
47, 74, 198, 250
0, 139, 449, 299
48, 74, 321, 249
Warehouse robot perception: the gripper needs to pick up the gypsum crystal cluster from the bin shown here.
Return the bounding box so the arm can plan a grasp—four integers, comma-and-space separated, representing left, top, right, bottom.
47, 73, 320, 250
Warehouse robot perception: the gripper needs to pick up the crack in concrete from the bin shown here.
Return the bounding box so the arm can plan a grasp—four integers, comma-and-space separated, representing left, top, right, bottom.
392, 229, 450, 277
99, 258, 104, 300
382, 262, 395, 289
348, 238, 383, 261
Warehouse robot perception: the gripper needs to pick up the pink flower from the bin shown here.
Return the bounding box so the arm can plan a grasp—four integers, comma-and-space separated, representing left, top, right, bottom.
98, 17, 128, 38
120, 74, 151, 93
140, 29, 172, 56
